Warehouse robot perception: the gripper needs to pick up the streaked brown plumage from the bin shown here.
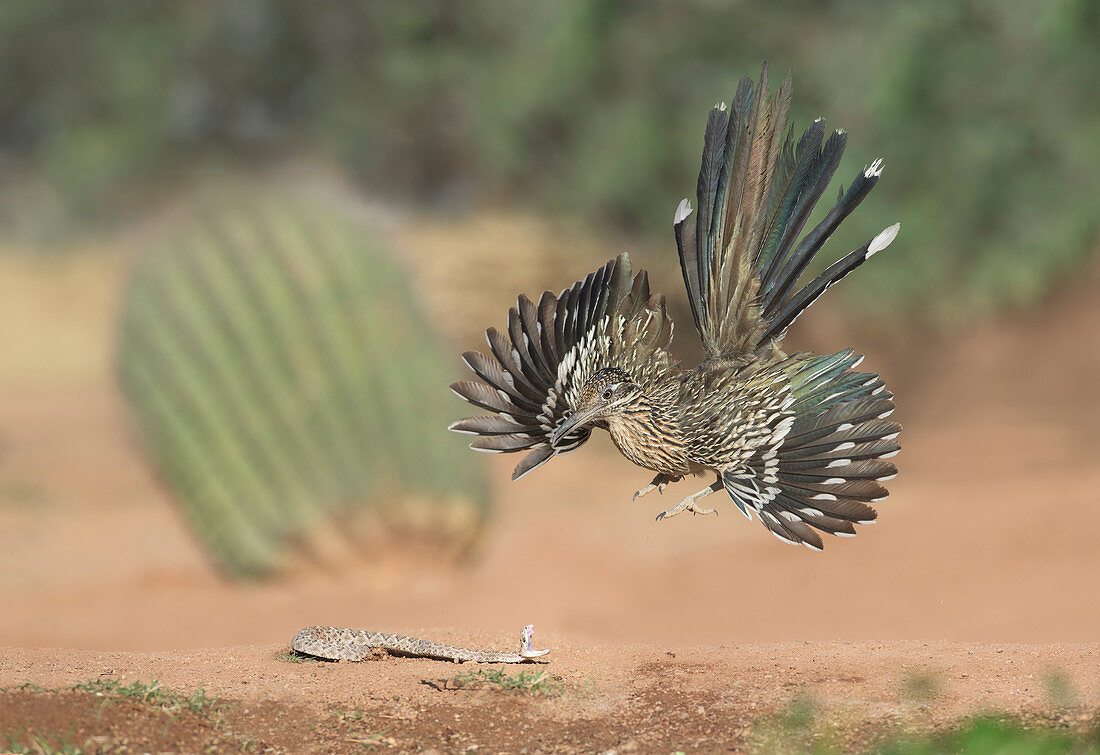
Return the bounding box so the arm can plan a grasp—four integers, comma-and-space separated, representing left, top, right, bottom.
450, 64, 901, 550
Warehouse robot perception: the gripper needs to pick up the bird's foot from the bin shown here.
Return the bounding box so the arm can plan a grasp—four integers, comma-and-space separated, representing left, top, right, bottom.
655, 499, 719, 520
632, 481, 666, 501
654, 479, 723, 521
633, 474, 674, 501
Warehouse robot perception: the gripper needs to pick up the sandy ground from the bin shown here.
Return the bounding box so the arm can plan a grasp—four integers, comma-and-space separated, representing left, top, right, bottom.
1, 640, 1097, 752
1, 220, 1099, 750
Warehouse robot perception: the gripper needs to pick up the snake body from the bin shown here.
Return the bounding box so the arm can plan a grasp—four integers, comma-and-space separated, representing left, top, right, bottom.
291, 624, 550, 663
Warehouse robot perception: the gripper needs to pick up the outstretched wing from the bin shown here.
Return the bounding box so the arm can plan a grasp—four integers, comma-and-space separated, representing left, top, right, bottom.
450, 254, 677, 481
674, 63, 899, 362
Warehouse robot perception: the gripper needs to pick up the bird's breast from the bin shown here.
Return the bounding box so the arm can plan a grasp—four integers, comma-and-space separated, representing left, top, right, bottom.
605, 410, 688, 476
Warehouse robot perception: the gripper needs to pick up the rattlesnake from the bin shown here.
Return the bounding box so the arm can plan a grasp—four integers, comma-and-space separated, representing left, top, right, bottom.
291, 624, 550, 663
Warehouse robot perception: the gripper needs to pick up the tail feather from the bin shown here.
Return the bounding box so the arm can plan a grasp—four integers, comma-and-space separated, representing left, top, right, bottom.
745, 70, 793, 259
762, 220, 901, 343
759, 128, 848, 309
674, 198, 702, 336
673, 64, 899, 361
695, 106, 732, 314
756, 119, 826, 285
770, 162, 879, 301
712, 78, 755, 268
720, 66, 778, 272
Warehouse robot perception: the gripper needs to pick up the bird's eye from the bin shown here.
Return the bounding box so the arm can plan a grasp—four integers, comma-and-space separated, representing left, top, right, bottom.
601, 388, 614, 401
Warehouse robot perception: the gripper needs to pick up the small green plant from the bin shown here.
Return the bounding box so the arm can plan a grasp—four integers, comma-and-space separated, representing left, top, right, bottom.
899, 669, 941, 706
1042, 668, 1078, 711
750, 692, 841, 754
2, 682, 50, 693
334, 709, 365, 722
875, 714, 1099, 754
72, 678, 220, 717
2, 727, 82, 755
329, 709, 387, 750
356, 728, 389, 751
451, 667, 563, 696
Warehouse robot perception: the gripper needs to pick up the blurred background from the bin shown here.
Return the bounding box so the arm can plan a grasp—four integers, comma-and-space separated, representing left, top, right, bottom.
1, 1, 1098, 650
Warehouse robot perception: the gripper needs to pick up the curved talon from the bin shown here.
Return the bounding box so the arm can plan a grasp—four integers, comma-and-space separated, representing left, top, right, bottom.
634, 473, 676, 501
655, 479, 723, 521
656, 506, 683, 520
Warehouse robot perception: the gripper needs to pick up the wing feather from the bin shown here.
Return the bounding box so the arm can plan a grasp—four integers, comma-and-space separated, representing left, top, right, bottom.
451, 254, 678, 481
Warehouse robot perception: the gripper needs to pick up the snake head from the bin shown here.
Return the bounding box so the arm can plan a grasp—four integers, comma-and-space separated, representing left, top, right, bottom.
519, 623, 551, 659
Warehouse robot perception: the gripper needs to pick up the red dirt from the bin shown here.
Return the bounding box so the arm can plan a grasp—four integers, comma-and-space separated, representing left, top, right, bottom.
1, 227, 1099, 751
1, 641, 1097, 753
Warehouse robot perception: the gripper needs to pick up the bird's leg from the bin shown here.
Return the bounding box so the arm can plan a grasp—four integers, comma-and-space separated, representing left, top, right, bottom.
655, 479, 723, 521
633, 473, 679, 501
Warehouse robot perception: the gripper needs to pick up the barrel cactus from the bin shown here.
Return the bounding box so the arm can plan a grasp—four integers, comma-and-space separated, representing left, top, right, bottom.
116, 189, 489, 576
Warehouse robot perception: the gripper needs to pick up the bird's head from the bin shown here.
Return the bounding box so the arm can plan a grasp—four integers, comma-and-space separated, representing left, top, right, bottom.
549, 367, 644, 447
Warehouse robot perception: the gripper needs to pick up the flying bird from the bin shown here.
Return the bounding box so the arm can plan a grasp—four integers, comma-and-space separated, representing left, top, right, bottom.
449, 65, 901, 550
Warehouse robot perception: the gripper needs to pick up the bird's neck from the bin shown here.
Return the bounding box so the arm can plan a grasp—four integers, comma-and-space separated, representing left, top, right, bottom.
605, 392, 685, 476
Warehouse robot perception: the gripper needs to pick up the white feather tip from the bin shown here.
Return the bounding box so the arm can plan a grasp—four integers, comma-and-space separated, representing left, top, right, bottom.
867, 223, 901, 257
865, 158, 885, 178
673, 198, 693, 225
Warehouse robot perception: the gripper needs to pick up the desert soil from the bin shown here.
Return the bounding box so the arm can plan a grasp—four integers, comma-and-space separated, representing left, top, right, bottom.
1, 217, 1099, 751
2, 640, 1097, 753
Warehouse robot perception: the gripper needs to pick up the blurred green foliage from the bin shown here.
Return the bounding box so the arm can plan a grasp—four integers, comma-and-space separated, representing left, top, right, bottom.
2, 1, 1098, 323
752, 694, 1098, 755
116, 189, 488, 576
876, 715, 1099, 754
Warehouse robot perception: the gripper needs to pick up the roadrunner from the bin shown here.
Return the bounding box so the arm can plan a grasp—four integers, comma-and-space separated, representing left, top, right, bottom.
450, 65, 901, 550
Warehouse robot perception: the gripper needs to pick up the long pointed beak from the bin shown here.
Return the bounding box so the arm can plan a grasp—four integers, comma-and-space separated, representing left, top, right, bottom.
549, 405, 602, 447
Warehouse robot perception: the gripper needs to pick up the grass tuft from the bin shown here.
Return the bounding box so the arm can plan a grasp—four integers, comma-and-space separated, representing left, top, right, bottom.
750, 692, 833, 754
450, 667, 563, 696
2, 726, 82, 754
899, 669, 942, 706
333, 709, 365, 722
1042, 668, 1079, 711
72, 678, 221, 717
